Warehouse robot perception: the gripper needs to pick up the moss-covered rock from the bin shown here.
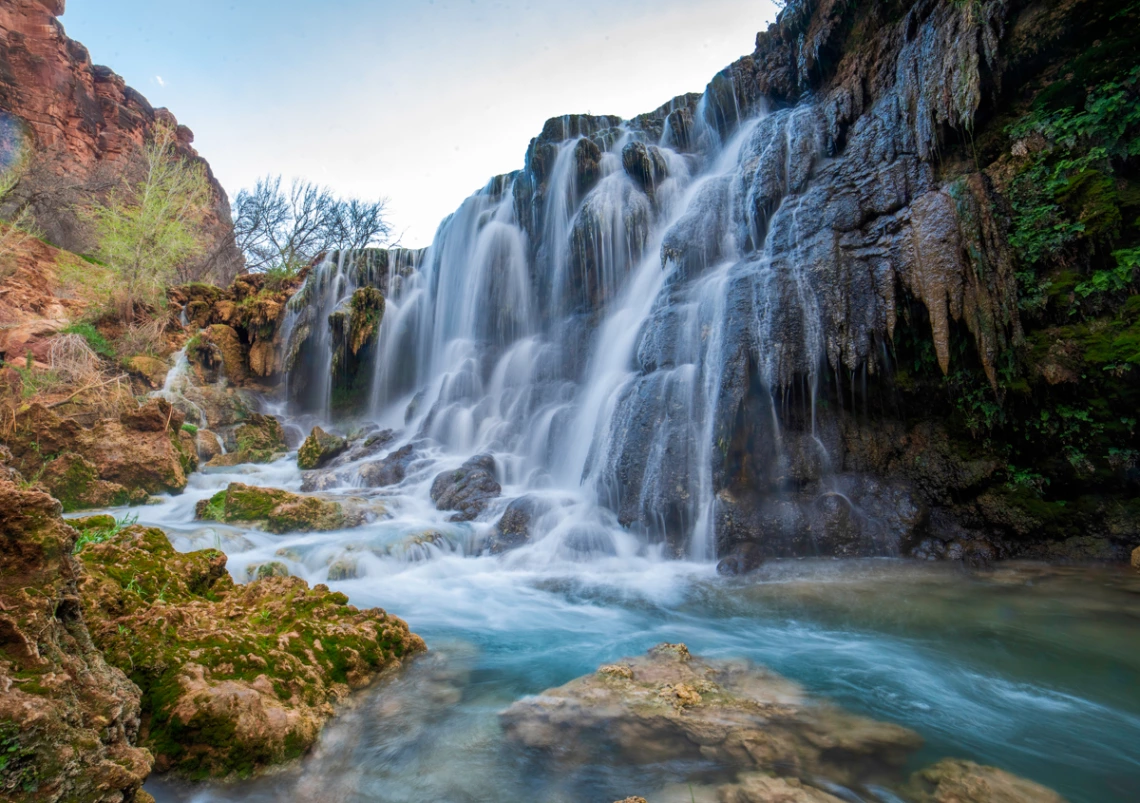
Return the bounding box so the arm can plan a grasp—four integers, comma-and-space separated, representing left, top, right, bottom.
0, 473, 153, 801
207, 413, 286, 467
348, 286, 385, 356
195, 482, 359, 534
2, 399, 197, 512
77, 526, 425, 779
298, 426, 348, 471
126, 354, 172, 389
38, 452, 147, 512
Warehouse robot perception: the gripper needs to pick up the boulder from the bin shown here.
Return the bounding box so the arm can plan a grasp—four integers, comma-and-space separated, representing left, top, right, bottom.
78, 525, 425, 779
298, 426, 348, 471
195, 482, 364, 534
38, 451, 149, 511
207, 413, 286, 466
485, 495, 550, 554
195, 429, 224, 462
1132, 546, 1140, 572
3, 400, 197, 511
430, 454, 501, 522
906, 759, 1068, 803
0, 472, 153, 801
360, 444, 417, 488
126, 354, 171, 388
500, 644, 922, 786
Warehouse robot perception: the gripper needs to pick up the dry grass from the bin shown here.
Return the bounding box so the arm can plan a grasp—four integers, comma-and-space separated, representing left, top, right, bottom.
115, 316, 169, 358
49, 333, 102, 384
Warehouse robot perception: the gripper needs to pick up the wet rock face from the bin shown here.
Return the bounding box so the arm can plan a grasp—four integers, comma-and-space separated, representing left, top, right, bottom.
485, 495, 551, 554
77, 524, 425, 779
430, 454, 502, 522
2, 399, 197, 512
0, 0, 242, 282
716, 542, 766, 576
298, 426, 348, 471
360, 444, 418, 488
501, 643, 922, 785
0, 473, 153, 802
621, 141, 668, 195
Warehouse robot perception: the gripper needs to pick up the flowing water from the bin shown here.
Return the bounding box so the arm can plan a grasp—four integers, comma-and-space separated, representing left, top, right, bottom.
123, 459, 1140, 803
132, 74, 1140, 802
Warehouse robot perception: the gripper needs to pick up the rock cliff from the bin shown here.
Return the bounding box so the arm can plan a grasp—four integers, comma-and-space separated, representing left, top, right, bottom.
0, 0, 242, 282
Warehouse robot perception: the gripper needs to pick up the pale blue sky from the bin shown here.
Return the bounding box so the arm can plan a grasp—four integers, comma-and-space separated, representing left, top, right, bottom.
62, 0, 779, 245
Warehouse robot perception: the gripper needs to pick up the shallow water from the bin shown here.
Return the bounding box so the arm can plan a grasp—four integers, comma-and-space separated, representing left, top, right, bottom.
103, 458, 1140, 803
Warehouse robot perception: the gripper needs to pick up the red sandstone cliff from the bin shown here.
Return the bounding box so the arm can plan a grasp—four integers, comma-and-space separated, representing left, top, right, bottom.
0, 0, 243, 282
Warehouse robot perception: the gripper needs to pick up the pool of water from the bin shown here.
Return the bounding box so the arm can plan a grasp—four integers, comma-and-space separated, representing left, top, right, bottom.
119, 461, 1140, 803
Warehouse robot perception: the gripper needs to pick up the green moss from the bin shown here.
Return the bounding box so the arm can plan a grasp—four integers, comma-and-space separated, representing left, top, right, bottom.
73, 513, 138, 554
60, 322, 115, 359
77, 526, 422, 779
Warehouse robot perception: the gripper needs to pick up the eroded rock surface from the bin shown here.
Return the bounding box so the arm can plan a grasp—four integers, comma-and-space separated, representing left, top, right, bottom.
3, 399, 197, 511
0, 473, 153, 802
430, 454, 502, 522
298, 426, 348, 470
501, 643, 922, 786
906, 759, 1068, 803
76, 524, 425, 779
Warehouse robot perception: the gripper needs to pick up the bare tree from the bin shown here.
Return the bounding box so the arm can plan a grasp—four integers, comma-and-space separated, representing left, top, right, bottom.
232, 176, 390, 274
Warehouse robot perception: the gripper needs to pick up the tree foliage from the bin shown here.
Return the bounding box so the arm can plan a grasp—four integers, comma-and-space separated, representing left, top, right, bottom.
82, 122, 212, 318
232, 176, 391, 275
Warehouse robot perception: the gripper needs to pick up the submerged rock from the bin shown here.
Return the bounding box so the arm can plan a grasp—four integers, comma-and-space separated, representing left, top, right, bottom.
1132, 546, 1140, 572
77, 525, 425, 779
195, 482, 363, 534
906, 759, 1068, 803
717, 774, 849, 803
298, 426, 348, 470
0, 472, 153, 802
500, 644, 922, 786
430, 454, 501, 522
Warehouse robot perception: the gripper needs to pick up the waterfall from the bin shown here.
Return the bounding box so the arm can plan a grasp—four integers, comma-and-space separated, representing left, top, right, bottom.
281, 74, 913, 561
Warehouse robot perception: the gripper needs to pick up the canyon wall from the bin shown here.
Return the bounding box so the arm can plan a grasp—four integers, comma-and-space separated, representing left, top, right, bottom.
0, 0, 242, 282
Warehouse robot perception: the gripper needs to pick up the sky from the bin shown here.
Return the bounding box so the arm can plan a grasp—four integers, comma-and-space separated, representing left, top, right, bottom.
61, 0, 781, 247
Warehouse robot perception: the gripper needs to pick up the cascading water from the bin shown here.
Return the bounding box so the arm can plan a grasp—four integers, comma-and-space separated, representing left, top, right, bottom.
279, 83, 873, 563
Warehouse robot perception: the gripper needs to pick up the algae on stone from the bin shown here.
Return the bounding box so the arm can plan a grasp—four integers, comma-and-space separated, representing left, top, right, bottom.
195, 482, 359, 533
77, 525, 425, 779
0, 473, 153, 801
298, 426, 348, 470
